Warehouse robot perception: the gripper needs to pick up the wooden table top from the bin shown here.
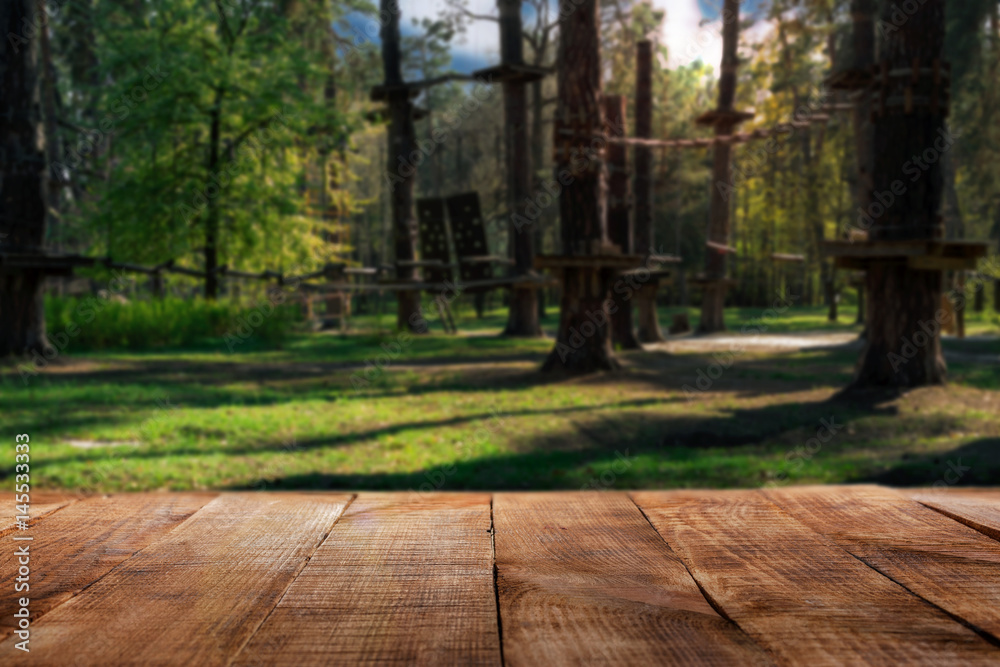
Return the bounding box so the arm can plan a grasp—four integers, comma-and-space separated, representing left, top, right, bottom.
3, 486, 1000, 666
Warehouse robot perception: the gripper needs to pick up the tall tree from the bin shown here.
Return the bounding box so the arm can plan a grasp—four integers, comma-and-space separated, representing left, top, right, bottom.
0, 0, 50, 357
605, 94, 640, 349
852, 0, 948, 387
541, 0, 618, 373
699, 0, 744, 333
633, 39, 664, 342
849, 0, 876, 324
444, 0, 559, 320
380, 0, 423, 331
66, 0, 336, 296
500, 0, 542, 337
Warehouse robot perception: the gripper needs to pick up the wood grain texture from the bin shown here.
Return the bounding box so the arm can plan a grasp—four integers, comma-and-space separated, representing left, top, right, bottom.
634, 489, 1000, 665
912, 488, 1000, 502
0, 492, 82, 535
913, 491, 1000, 542
766, 485, 1000, 642
232, 493, 500, 667
0, 493, 214, 641
0, 492, 349, 667
493, 492, 771, 666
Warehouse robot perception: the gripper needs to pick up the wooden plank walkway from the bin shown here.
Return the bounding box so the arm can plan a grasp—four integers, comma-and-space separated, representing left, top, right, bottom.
2, 486, 1000, 665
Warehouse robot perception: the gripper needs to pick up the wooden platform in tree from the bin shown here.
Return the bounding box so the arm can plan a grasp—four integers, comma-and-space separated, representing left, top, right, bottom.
620, 267, 675, 282
368, 83, 421, 102
706, 240, 739, 255
821, 239, 989, 271
534, 254, 645, 270
825, 67, 874, 91
4, 487, 1000, 665
472, 62, 550, 83
689, 275, 739, 289
694, 108, 754, 128
646, 253, 683, 265
771, 253, 807, 263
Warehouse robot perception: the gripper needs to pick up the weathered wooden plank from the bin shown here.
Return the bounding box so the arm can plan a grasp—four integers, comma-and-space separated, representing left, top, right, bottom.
634, 490, 1000, 665
913, 491, 1000, 542
0, 493, 214, 642
766, 485, 1000, 642
0, 492, 82, 534
232, 493, 500, 666
912, 488, 1000, 502
493, 492, 771, 666
0, 492, 350, 666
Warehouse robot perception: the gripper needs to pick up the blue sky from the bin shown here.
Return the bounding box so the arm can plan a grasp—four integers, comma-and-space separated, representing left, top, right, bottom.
346, 0, 770, 74
698, 0, 767, 20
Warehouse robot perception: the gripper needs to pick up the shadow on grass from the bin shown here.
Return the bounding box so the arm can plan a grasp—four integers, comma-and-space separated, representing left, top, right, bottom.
226, 393, 904, 491
858, 437, 1000, 487
1, 398, 682, 477
0, 342, 863, 427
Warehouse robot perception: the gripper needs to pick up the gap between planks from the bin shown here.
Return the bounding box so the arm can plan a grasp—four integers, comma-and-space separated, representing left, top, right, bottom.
764, 486, 1000, 647
628, 496, 741, 627
0, 493, 218, 643
911, 489, 1000, 544
0, 492, 84, 538
493, 492, 770, 666
633, 488, 1000, 665
0, 492, 353, 667
489, 496, 505, 667
230, 493, 500, 666
224, 493, 357, 667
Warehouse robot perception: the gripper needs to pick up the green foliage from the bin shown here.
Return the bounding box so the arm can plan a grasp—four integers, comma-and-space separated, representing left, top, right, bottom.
39, 0, 1000, 309
52, 0, 358, 275
44, 296, 300, 351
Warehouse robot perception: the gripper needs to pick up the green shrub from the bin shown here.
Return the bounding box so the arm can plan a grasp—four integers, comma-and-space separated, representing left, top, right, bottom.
44, 295, 300, 352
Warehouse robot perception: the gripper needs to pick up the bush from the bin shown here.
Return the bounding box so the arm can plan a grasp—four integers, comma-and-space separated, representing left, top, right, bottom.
44, 295, 301, 352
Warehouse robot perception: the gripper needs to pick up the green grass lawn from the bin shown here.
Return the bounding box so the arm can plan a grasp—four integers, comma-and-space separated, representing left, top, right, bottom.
2, 305, 998, 493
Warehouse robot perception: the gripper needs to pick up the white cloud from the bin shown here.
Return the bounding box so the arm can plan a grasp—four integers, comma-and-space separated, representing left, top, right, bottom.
657, 0, 724, 69
397, 0, 770, 73
398, 0, 501, 66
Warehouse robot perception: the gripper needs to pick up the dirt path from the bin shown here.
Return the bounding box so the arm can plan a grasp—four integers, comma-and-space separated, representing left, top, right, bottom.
647, 332, 862, 354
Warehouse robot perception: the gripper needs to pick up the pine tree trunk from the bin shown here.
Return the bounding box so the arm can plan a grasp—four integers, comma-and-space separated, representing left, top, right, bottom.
501, 0, 541, 337
541, 267, 620, 373
381, 0, 422, 332
852, 0, 947, 388
849, 0, 875, 332
633, 40, 665, 343
530, 79, 546, 320
699, 0, 740, 333
204, 93, 222, 300
605, 95, 640, 349
506, 287, 538, 334
826, 279, 838, 321
528, 7, 553, 322
855, 266, 946, 385
636, 282, 663, 341
856, 281, 866, 325
543, 0, 618, 373
0, 0, 50, 358
850, 0, 876, 209
39, 15, 61, 251
699, 283, 727, 332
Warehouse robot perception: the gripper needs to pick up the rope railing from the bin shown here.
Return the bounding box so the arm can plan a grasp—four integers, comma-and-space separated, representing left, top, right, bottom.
602, 113, 841, 150
0, 251, 556, 295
